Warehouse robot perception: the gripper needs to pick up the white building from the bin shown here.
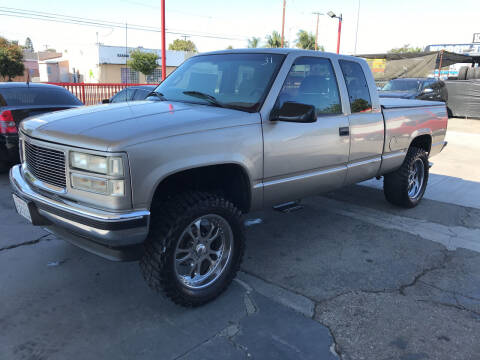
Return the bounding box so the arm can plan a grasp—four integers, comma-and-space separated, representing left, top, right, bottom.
62, 44, 191, 83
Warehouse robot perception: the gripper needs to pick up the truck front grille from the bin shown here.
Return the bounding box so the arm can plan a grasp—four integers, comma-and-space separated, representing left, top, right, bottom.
24, 141, 66, 189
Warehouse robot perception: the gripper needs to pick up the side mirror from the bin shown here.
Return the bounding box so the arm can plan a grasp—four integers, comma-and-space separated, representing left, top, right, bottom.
102, 99, 110, 104
270, 102, 316, 123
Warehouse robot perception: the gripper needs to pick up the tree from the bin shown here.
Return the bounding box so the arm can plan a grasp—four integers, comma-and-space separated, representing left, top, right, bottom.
127, 49, 159, 77
0, 37, 25, 81
24, 37, 34, 52
265, 31, 287, 48
226, 45, 233, 49
388, 44, 423, 54
248, 37, 261, 48
168, 39, 198, 52
295, 30, 324, 51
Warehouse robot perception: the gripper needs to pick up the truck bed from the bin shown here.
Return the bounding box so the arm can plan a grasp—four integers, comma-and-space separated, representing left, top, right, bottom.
380, 98, 445, 109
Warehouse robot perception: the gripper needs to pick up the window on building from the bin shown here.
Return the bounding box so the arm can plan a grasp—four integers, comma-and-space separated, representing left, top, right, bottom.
276, 57, 342, 116
121, 68, 139, 84
146, 69, 162, 84
339, 60, 372, 113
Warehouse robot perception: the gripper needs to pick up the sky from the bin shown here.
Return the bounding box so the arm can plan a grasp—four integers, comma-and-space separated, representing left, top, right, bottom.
0, 0, 479, 55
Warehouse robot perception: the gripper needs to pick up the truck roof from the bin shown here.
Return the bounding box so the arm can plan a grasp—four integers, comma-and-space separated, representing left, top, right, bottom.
200, 48, 358, 59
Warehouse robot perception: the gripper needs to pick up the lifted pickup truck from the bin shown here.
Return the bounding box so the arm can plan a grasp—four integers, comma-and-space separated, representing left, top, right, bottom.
10, 49, 448, 306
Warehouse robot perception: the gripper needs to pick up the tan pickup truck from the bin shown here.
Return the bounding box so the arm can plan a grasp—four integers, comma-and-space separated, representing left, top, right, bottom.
10, 49, 447, 306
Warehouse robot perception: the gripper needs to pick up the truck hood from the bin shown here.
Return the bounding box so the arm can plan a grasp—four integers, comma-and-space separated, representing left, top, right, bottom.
21, 100, 260, 152
378, 91, 417, 99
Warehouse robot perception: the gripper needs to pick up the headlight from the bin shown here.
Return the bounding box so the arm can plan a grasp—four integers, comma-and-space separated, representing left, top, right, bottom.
70, 152, 124, 176
71, 173, 125, 196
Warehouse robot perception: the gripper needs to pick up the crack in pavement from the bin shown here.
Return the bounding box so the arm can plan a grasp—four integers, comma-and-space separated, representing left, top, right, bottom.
416, 299, 480, 317
398, 250, 451, 296
0, 234, 51, 252
419, 280, 480, 302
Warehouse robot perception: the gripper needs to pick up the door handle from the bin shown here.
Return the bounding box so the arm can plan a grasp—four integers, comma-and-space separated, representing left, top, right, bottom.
339, 127, 350, 136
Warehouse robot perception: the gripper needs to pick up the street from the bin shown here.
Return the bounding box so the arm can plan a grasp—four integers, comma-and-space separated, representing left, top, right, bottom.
1, 118, 479, 360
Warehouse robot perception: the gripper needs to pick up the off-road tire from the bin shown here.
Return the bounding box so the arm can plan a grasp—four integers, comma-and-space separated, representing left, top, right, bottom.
140, 192, 245, 307
383, 146, 429, 208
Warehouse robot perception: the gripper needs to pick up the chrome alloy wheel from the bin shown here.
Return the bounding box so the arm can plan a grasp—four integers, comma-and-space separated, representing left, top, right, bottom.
407, 158, 425, 199
174, 215, 233, 289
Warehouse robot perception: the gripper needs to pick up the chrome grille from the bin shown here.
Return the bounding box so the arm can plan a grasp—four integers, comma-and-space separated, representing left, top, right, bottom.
24, 141, 66, 189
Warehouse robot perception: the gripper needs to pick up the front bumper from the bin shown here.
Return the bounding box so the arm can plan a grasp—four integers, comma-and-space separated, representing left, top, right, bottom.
9, 164, 150, 261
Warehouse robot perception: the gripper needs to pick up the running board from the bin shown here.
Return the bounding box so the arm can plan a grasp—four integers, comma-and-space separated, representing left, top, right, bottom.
273, 200, 304, 213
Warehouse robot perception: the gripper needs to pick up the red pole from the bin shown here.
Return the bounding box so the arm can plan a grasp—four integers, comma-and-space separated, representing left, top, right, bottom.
281, 0, 286, 48
81, 83, 86, 104
161, 0, 166, 81
336, 15, 342, 54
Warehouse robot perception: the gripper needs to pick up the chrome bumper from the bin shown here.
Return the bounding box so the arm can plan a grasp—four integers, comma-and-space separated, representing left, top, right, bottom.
9, 165, 150, 260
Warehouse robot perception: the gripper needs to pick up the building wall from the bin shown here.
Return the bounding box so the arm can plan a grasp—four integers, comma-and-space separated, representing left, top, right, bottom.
98, 64, 177, 83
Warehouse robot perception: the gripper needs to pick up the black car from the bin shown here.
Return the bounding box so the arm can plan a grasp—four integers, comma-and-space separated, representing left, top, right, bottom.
0, 83, 83, 172
378, 78, 447, 102
102, 85, 157, 104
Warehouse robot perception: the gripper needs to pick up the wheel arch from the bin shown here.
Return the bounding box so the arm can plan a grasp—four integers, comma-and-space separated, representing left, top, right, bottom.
149, 163, 252, 214
409, 133, 432, 154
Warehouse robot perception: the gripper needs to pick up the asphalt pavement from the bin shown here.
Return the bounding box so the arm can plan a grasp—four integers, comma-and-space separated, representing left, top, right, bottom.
1, 118, 479, 360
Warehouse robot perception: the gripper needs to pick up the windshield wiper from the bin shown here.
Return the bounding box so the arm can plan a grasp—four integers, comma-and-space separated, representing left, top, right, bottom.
182, 91, 225, 108
146, 91, 167, 101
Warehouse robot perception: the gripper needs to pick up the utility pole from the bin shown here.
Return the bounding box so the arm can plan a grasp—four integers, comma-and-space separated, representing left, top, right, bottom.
337, 14, 342, 54
125, 22, 128, 84
312, 12, 323, 51
161, 0, 166, 81
354, 0, 361, 54
281, 0, 286, 48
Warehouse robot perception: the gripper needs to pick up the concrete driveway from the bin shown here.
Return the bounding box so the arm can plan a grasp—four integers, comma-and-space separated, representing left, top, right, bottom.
1, 118, 479, 360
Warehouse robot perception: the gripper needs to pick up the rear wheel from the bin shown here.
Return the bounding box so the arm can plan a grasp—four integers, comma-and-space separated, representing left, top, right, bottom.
384, 147, 429, 208
140, 192, 245, 307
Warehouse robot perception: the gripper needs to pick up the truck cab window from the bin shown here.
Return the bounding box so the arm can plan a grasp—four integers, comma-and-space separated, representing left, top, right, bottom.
277, 57, 342, 116
339, 60, 372, 113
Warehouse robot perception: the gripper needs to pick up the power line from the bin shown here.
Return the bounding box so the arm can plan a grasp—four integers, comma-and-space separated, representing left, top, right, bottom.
0, 6, 249, 41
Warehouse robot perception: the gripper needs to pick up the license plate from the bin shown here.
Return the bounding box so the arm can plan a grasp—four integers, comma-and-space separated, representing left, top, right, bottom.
13, 194, 32, 223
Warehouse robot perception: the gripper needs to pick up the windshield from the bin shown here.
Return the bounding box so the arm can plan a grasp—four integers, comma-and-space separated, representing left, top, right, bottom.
381, 79, 421, 92
154, 53, 285, 112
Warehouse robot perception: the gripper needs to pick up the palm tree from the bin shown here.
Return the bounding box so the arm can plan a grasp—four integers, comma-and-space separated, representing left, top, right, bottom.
295, 30, 324, 50
248, 37, 261, 48
265, 31, 285, 48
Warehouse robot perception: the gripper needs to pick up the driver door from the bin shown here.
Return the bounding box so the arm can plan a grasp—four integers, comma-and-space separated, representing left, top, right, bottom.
262, 56, 350, 206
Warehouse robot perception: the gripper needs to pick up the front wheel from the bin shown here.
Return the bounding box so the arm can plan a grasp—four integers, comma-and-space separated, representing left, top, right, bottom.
383, 147, 429, 208
140, 192, 245, 307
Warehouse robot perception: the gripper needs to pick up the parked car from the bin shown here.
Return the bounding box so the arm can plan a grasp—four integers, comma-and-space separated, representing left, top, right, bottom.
102, 85, 157, 104
0, 83, 82, 172
378, 78, 447, 102
10, 49, 448, 306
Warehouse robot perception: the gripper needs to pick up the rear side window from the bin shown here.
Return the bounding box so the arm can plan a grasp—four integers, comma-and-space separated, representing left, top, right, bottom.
339, 60, 372, 113
0, 87, 82, 106
111, 88, 136, 103
133, 89, 151, 100
277, 57, 342, 116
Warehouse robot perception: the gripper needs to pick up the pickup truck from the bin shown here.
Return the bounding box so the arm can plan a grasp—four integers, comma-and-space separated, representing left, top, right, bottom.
10, 49, 448, 306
